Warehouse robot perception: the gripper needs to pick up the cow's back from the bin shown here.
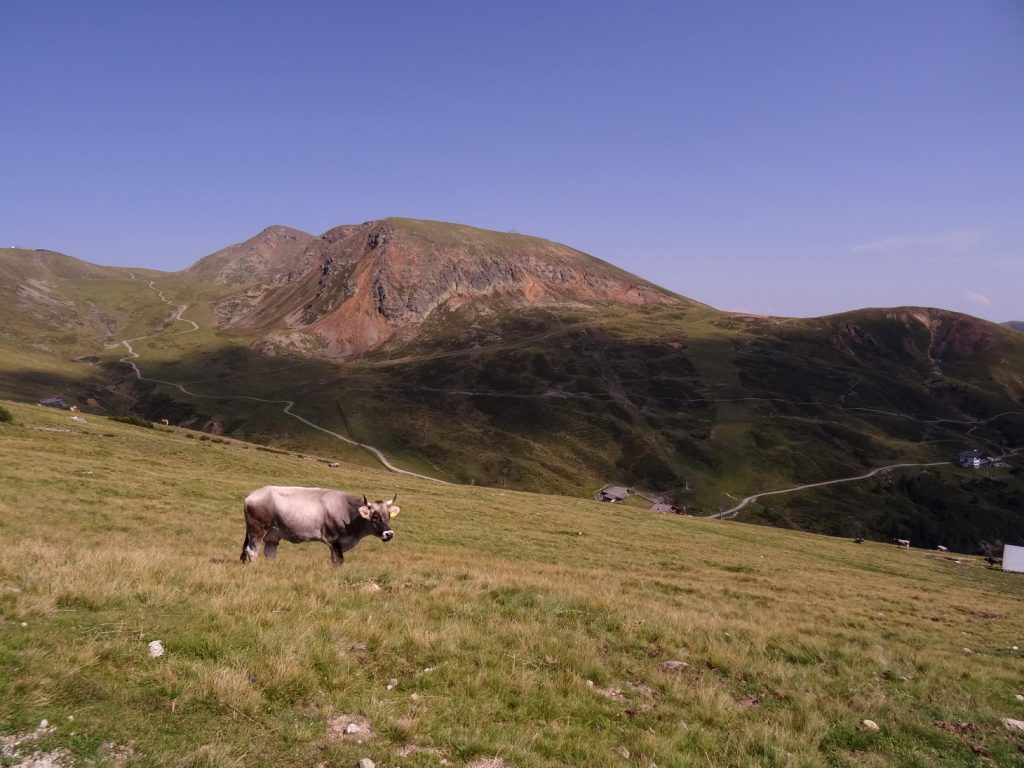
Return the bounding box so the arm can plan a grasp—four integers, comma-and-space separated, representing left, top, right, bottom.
244, 486, 354, 541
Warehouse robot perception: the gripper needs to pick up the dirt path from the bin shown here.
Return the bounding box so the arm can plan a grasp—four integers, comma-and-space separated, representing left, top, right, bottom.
118, 281, 448, 484
706, 461, 952, 520
707, 446, 1024, 520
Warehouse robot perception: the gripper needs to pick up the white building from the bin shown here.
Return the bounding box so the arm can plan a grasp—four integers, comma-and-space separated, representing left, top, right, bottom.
1003, 544, 1024, 574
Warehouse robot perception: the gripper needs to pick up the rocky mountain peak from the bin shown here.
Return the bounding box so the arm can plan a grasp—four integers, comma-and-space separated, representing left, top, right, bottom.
183, 225, 314, 286
234, 218, 686, 357
202, 218, 686, 357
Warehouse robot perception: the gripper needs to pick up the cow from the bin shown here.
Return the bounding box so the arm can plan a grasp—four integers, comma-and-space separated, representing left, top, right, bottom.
937, 545, 948, 552
160, 418, 169, 426
853, 537, 865, 544
240, 486, 399, 564
895, 538, 911, 549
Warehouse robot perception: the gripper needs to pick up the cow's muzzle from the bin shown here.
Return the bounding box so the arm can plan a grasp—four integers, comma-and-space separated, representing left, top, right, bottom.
381, 530, 394, 542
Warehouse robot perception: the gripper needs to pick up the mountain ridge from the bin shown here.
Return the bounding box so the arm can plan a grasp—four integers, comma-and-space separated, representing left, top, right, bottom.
198, 218, 687, 357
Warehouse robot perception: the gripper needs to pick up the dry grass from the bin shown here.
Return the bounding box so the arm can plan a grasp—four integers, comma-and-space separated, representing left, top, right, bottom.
1, 401, 1023, 767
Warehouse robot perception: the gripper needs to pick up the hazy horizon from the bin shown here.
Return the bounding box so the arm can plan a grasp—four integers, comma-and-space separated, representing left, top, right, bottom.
2, 1, 1021, 323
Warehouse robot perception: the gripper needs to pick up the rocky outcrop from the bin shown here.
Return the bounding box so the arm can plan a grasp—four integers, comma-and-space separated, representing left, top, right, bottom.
213, 218, 684, 358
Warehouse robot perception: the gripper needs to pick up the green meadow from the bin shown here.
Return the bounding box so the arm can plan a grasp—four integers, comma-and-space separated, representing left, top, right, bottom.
1, 400, 1022, 767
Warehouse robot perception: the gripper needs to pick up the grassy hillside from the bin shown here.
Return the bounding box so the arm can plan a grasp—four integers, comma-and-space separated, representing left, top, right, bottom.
1, 228, 1022, 550
1, 400, 1023, 767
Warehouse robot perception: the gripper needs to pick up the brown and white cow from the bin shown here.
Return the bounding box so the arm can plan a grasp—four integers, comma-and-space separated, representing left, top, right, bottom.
240, 486, 400, 564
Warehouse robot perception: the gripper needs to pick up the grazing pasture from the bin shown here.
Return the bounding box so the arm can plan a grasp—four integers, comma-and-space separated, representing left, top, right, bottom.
0, 400, 1022, 767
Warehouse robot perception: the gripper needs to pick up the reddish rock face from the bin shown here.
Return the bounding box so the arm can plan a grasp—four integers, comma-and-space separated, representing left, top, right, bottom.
942, 317, 994, 357
213, 218, 684, 357
906, 309, 995, 359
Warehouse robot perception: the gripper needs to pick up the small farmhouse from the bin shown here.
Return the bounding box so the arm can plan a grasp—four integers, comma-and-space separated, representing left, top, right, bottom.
597, 485, 631, 503
958, 449, 989, 469
650, 502, 681, 514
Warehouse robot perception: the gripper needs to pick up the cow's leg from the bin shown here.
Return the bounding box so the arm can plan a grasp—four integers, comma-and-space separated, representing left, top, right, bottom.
263, 530, 281, 561
240, 526, 265, 563
329, 540, 345, 565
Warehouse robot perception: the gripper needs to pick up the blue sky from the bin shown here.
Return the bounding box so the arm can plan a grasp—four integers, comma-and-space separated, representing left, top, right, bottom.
2, 1, 1022, 321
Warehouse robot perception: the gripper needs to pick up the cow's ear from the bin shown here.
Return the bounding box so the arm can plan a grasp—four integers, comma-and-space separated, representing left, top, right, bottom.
388, 505, 400, 517
358, 505, 372, 519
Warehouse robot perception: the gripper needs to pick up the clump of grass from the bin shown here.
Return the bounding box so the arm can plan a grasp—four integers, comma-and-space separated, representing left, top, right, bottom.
107, 414, 154, 429
0, 404, 12, 423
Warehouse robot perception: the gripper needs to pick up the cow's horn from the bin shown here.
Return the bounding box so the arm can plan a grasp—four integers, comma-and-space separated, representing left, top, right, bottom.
390, 493, 398, 505
362, 494, 368, 507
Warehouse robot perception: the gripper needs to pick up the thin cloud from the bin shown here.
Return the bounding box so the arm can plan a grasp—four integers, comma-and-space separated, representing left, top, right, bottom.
851, 228, 982, 256
965, 290, 992, 306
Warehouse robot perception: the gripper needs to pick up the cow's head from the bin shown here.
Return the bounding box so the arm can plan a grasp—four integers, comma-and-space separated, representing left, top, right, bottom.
359, 493, 400, 541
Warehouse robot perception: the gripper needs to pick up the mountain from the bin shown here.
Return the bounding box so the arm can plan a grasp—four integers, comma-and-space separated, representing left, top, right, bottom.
182, 225, 314, 285
1, 220, 1022, 551
1005, 321, 1024, 332
0, 247, 133, 350
209, 218, 683, 357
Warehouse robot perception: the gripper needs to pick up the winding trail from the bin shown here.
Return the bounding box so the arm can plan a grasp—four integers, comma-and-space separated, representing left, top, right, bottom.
707, 461, 951, 520
708, 446, 1023, 520
118, 281, 448, 484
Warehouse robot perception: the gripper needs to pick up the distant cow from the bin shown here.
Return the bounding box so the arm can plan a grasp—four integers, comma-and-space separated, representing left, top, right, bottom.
853, 537, 865, 544
895, 538, 911, 549
240, 486, 399, 564
160, 418, 169, 426
984, 556, 1002, 568
69, 405, 80, 413
937, 545, 948, 552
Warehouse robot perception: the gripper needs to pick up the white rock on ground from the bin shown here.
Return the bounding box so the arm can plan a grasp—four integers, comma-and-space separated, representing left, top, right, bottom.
326, 714, 372, 743
1004, 718, 1024, 733
1014, 694, 1024, 702
358, 759, 375, 768
862, 719, 880, 731
147, 640, 164, 658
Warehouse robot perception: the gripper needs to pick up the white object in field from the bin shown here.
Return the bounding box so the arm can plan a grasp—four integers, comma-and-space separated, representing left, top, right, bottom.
1003, 544, 1024, 573
148, 640, 165, 657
